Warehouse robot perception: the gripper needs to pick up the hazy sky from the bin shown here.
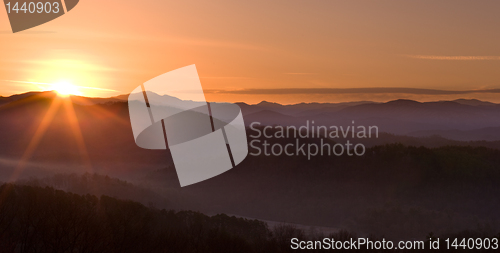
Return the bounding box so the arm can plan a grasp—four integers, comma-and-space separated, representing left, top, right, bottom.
1, 0, 500, 103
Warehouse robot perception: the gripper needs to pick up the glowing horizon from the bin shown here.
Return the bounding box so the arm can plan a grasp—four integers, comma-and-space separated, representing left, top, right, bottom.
1, 1, 500, 103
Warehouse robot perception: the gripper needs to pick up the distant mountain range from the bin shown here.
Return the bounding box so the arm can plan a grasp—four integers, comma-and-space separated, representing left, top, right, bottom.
1, 91, 499, 143
237, 99, 500, 141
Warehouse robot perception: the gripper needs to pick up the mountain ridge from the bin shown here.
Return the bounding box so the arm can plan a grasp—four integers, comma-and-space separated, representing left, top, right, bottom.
1, 91, 499, 142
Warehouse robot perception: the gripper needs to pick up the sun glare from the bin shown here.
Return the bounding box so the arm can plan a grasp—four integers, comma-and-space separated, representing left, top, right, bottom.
50, 81, 82, 97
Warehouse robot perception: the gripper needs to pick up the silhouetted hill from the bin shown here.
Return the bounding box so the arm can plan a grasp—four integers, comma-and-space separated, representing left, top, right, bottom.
18, 173, 171, 209
0, 184, 274, 253
453, 98, 498, 106
0, 91, 50, 106
0, 91, 129, 107
243, 110, 298, 126
0, 92, 170, 180
236, 100, 374, 116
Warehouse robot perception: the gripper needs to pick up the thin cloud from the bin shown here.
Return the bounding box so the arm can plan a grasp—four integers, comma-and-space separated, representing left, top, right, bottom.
23, 59, 118, 72
205, 87, 500, 95
404, 55, 500, 60
1, 80, 118, 92
200, 76, 252, 79
285, 73, 318, 75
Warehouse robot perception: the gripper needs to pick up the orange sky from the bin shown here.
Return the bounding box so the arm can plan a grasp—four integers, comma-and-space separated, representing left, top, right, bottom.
1, 0, 500, 104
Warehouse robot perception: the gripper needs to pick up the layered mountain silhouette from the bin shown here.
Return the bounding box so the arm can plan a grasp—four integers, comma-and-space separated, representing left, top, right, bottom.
0, 91, 498, 179
1, 91, 500, 239
0, 92, 498, 164
238, 98, 500, 140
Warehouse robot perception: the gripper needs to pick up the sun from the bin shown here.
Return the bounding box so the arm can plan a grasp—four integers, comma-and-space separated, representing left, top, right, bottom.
50, 81, 83, 97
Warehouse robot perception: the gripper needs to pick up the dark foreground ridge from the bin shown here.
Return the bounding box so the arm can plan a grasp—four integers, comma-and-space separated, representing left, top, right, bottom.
0, 184, 498, 252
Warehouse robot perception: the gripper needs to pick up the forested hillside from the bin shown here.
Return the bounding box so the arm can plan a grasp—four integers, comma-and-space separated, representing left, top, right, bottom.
0, 184, 497, 252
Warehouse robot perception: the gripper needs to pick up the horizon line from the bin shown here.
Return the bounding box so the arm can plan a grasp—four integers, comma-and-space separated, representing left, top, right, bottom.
1, 90, 498, 106
205, 87, 500, 95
